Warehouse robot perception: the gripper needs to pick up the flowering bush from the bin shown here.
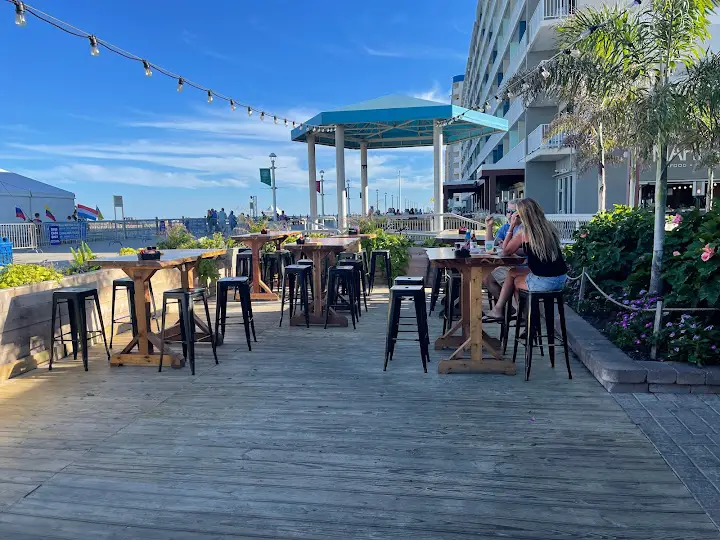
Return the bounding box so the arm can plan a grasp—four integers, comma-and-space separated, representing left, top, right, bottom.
0, 264, 63, 289
659, 315, 720, 366
605, 292, 657, 353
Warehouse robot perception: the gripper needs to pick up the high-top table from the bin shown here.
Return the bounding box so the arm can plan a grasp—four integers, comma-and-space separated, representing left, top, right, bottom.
284, 237, 361, 327
94, 248, 227, 368
425, 247, 524, 375
232, 231, 299, 301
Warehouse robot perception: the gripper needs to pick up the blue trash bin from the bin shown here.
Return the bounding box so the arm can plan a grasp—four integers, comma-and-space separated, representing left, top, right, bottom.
0, 238, 13, 267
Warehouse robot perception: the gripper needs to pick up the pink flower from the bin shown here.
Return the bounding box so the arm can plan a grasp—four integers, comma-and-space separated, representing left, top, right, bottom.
580, 232, 588, 238
673, 251, 681, 257
701, 251, 713, 262
672, 214, 683, 224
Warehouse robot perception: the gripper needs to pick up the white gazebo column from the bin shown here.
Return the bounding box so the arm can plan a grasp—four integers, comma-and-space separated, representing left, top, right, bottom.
307, 133, 318, 230
360, 141, 369, 216
335, 125, 347, 230
433, 121, 445, 231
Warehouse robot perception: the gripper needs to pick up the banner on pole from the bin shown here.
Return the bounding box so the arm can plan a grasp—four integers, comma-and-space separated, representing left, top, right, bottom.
316, 180, 321, 193
260, 168, 272, 186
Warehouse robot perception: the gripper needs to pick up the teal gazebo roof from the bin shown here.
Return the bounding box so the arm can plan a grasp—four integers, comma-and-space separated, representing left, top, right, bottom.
291, 94, 508, 149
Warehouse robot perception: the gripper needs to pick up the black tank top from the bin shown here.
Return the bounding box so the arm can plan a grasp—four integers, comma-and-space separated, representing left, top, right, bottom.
522, 243, 567, 277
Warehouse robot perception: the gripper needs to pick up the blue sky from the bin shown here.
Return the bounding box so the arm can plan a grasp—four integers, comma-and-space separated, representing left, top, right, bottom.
0, 0, 474, 218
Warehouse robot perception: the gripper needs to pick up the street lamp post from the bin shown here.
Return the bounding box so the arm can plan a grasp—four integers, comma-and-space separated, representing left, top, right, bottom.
346, 178, 351, 216
384, 192, 387, 213
375, 189, 379, 215
269, 152, 278, 221
319, 169, 325, 226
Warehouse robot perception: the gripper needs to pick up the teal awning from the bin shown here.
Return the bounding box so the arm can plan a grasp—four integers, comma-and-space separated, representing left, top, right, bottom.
291, 94, 508, 149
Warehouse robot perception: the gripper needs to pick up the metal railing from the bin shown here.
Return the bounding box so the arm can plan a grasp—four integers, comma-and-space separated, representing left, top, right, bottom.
527, 124, 565, 154
529, 0, 574, 46
0, 223, 39, 250
545, 213, 593, 243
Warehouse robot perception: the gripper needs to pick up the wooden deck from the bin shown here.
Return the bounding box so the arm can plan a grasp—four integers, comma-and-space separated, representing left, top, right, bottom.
0, 288, 717, 539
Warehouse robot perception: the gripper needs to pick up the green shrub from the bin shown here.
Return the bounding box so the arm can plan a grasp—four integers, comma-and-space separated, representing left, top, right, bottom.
361, 229, 412, 280
0, 264, 63, 289
66, 242, 99, 275
157, 225, 196, 249
119, 247, 138, 255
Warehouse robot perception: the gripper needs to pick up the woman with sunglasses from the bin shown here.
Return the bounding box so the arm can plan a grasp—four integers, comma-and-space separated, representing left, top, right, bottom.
483, 198, 567, 321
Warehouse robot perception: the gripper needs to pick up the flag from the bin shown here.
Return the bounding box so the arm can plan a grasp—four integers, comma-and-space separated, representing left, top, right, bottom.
96, 206, 104, 220
77, 204, 99, 221
316, 180, 321, 193
15, 207, 26, 221
44, 205, 56, 222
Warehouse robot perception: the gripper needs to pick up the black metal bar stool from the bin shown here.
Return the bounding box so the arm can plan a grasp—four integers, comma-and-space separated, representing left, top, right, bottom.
109, 277, 159, 348
339, 259, 367, 315
235, 250, 252, 278
215, 277, 256, 350
394, 276, 424, 287
441, 272, 462, 334
325, 265, 357, 329
49, 287, 110, 371
512, 289, 571, 381
159, 288, 218, 375
384, 285, 430, 373
429, 266, 445, 313
279, 264, 312, 327
296, 259, 314, 298
369, 250, 391, 291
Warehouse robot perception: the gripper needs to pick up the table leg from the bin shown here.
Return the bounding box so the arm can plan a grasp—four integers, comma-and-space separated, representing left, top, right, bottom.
250, 240, 280, 301
110, 268, 184, 368
291, 249, 347, 326
437, 266, 516, 375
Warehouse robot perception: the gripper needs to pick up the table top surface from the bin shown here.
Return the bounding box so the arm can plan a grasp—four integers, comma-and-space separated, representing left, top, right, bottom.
94, 248, 227, 269
331, 233, 377, 239
232, 231, 298, 241
285, 237, 360, 250
435, 232, 486, 243
425, 247, 524, 267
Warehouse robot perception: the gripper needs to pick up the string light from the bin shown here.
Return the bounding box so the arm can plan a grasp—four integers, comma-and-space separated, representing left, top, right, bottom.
88, 35, 99, 56
14, 1, 25, 26
5, 1, 326, 131
541, 64, 550, 79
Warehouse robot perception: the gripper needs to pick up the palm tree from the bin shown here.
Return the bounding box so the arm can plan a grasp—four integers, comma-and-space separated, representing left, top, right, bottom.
675, 52, 720, 211
505, 0, 719, 295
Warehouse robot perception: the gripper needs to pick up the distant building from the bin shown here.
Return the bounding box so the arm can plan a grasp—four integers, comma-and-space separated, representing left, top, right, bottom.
450, 1, 720, 214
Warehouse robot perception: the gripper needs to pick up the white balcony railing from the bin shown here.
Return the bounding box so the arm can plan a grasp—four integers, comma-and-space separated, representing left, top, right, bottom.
527, 124, 565, 154
528, 0, 575, 45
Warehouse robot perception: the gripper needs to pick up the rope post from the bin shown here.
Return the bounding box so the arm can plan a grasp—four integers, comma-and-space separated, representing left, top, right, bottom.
650, 298, 663, 361
578, 268, 587, 311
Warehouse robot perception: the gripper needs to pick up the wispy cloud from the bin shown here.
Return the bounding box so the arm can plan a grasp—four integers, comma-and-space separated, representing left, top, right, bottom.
361, 44, 466, 61
411, 82, 450, 104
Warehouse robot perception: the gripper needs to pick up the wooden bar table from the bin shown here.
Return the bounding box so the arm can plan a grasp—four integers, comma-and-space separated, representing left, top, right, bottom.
285, 237, 360, 327
232, 231, 299, 301
94, 248, 227, 368
425, 247, 524, 375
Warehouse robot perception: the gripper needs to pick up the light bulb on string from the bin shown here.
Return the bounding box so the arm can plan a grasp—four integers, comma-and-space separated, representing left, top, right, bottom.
541, 65, 550, 79
142, 60, 152, 77
483, 101, 490, 112
230, 99, 236, 111
292, 121, 296, 128
177, 77, 184, 92
273, 116, 278, 125
284, 119, 288, 127
89, 35, 100, 56
247, 107, 253, 117
521, 83, 529, 92
260, 112, 265, 121
207, 90, 213, 103
570, 48, 581, 58
495, 95, 501, 103
14, 1, 26, 26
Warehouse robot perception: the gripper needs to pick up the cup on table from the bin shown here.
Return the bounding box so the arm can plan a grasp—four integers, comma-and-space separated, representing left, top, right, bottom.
485, 239, 495, 252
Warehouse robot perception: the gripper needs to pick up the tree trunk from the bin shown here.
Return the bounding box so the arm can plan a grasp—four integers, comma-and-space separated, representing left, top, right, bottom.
649, 143, 668, 296
597, 121, 606, 211
707, 168, 715, 212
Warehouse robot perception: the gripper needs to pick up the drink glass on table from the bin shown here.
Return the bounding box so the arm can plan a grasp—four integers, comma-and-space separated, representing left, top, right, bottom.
485, 239, 495, 252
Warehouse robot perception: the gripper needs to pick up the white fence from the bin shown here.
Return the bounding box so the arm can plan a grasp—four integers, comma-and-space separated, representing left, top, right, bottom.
529, 0, 574, 48
546, 214, 594, 243
527, 124, 565, 154
0, 223, 39, 250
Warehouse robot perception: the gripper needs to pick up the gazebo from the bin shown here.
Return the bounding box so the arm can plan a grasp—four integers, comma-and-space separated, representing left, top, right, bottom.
291, 94, 508, 230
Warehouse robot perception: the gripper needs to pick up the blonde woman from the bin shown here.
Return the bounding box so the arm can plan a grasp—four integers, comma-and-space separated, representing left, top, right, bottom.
484, 198, 567, 321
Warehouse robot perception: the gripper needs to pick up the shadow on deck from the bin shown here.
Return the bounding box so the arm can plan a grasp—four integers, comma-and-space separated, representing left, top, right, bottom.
0, 288, 716, 538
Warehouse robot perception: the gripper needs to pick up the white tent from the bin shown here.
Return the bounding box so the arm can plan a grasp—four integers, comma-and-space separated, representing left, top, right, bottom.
0, 169, 76, 222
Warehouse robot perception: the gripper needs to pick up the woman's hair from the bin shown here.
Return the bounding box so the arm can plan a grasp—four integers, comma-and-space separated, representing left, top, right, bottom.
516, 198, 561, 262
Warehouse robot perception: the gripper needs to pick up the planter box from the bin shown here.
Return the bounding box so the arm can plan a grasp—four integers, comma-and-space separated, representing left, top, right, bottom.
0, 268, 181, 382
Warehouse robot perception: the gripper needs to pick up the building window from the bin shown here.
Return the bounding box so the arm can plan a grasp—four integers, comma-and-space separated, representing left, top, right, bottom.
556, 175, 575, 213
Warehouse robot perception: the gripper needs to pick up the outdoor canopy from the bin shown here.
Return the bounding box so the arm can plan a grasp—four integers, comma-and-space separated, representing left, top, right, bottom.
0, 169, 76, 222
291, 94, 508, 230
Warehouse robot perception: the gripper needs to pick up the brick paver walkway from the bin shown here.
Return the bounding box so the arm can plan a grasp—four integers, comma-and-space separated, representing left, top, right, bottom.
615, 393, 720, 531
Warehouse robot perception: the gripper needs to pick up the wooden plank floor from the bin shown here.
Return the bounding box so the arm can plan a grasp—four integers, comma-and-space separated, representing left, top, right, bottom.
0, 288, 717, 539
